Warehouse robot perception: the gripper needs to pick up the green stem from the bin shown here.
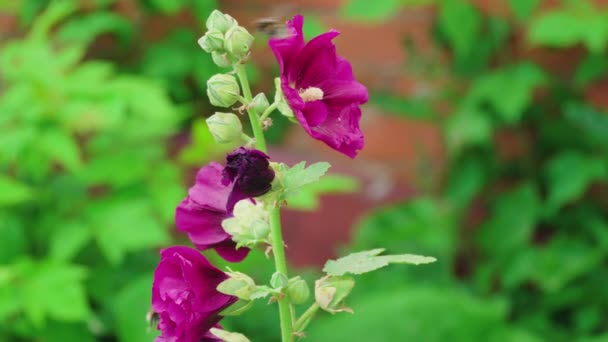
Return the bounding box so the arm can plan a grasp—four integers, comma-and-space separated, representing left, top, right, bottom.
260, 102, 278, 122
235, 62, 293, 342
235, 64, 267, 152
294, 303, 320, 332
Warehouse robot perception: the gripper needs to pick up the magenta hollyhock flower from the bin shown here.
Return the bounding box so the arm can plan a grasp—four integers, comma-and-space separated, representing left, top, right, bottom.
151, 246, 236, 342
175, 147, 274, 262
222, 147, 274, 210
269, 15, 368, 158
175, 162, 249, 262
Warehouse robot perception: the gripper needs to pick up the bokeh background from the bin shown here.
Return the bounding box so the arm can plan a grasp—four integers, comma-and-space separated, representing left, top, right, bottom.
2, 0, 608, 341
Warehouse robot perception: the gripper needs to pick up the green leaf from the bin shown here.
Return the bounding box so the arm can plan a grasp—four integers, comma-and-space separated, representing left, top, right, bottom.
179, 118, 230, 165
88, 199, 170, 265
529, 9, 608, 53
23, 261, 90, 326
477, 184, 540, 258
0, 213, 27, 263
113, 274, 158, 342
438, 0, 481, 61
574, 54, 608, 86
544, 151, 606, 215
210, 328, 251, 342
58, 12, 134, 45
276, 161, 331, 196
302, 15, 326, 41
37, 321, 95, 342
509, 0, 540, 20
306, 286, 538, 342
465, 63, 546, 123
445, 107, 492, 155
341, 0, 432, 22
49, 222, 92, 262
0, 176, 33, 206
40, 129, 82, 172
285, 174, 359, 210
147, 0, 189, 15
563, 102, 608, 146
323, 248, 436, 276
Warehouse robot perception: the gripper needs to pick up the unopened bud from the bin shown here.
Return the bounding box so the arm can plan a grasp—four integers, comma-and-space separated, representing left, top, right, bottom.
217, 271, 256, 301
222, 200, 270, 248
286, 277, 310, 305
206, 10, 238, 33
270, 272, 289, 289
315, 275, 355, 314
225, 26, 254, 60
274, 78, 295, 120
212, 51, 233, 68
206, 112, 243, 144
207, 74, 240, 107
198, 29, 224, 53
251, 93, 270, 114
220, 299, 254, 317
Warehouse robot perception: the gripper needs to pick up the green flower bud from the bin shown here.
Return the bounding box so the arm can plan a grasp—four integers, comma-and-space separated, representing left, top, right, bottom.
270, 272, 289, 289
274, 77, 296, 121
225, 25, 254, 60
198, 29, 224, 53
286, 276, 310, 305
220, 299, 254, 317
251, 93, 270, 114
207, 74, 240, 107
217, 271, 256, 301
315, 275, 355, 314
206, 112, 243, 144
211, 51, 233, 68
222, 200, 270, 248
206, 10, 237, 33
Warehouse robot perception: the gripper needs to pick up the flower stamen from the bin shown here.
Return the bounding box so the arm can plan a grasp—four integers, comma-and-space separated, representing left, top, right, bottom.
298, 87, 324, 102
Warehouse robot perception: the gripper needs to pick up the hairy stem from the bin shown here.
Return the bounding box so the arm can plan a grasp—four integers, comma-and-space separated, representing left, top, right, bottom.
260, 102, 278, 122
235, 62, 294, 342
235, 63, 267, 152
294, 303, 320, 332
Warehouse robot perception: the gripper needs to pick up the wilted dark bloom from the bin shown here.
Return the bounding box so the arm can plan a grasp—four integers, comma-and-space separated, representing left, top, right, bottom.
151, 246, 236, 342
175, 162, 249, 262
269, 15, 368, 158
222, 147, 275, 210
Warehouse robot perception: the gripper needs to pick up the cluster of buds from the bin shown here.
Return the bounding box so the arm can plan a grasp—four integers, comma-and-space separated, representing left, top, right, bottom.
198, 10, 254, 67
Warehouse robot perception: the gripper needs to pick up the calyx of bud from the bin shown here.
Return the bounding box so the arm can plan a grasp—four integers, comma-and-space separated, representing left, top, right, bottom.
225, 26, 254, 60
206, 112, 243, 144
222, 200, 270, 248
198, 29, 224, 53
206, 10, 238, 33
314, 275, 355, 314
207, 74, 240, 107
286, 276, 310, 305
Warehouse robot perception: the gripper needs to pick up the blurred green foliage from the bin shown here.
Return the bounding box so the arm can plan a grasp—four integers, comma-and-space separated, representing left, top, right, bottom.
0, 0, 222, 340
306, 0, 608, 341
3, 0, 608, 341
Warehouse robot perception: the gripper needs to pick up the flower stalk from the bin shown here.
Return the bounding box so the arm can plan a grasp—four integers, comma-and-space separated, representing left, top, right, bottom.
235, 61, 294, 342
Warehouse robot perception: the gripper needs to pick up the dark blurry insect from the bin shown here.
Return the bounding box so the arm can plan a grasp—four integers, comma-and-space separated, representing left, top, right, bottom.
253, 16, 287, 37
146, 310, 160, 331
252, 4, 297, 37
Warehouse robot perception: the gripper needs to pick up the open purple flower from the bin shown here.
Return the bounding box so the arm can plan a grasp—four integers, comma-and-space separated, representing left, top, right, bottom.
175, 147, 274, 262
152, 246, 236, 342
222, 147, 275, 210
269, 15, 368, 158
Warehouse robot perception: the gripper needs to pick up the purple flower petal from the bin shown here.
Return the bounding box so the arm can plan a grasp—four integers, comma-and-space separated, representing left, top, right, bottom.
175, 163, 249, 262
152, 246, 236, 342
269, 15, 368, 158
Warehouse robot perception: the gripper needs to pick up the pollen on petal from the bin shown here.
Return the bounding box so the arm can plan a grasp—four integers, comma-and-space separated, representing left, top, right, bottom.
299, 87, 324, 102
